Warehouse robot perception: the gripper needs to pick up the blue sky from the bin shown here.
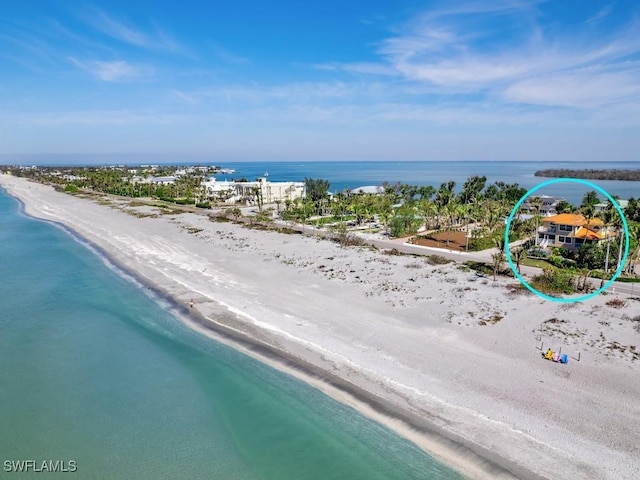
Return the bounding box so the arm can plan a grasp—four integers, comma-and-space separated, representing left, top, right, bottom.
1, 0, 639, 162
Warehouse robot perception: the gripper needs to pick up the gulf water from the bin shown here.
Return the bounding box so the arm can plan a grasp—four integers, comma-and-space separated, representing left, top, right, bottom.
0, 188, 462, 479
215, 160, 640, 205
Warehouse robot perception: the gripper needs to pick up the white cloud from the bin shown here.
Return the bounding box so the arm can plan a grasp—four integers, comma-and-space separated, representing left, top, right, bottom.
503, 68, 640, 108
328, 0, 640, 112
81, 7, 187, 53
69, 58, 151, 82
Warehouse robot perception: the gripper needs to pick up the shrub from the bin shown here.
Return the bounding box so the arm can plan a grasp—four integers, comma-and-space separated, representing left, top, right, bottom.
548, 254, 566, 268
530, 269, 576, 295
606, 298, 627, 309
464, 261, 493, 276
426, 255, 451, 265
63, 184, 79, 193
195, 202, 211, 209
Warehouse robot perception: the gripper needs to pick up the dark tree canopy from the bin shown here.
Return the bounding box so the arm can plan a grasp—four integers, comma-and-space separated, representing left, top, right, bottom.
554, 200, 575, 214
304, 177, 330, 203
581, 191, 600, 209
459, 175, 486, 203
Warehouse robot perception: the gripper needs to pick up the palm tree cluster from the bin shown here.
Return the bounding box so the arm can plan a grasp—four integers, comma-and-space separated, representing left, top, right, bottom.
283, 175, 528, 251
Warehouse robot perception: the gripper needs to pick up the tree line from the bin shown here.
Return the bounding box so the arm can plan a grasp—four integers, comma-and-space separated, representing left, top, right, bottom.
535, 169, 640, 181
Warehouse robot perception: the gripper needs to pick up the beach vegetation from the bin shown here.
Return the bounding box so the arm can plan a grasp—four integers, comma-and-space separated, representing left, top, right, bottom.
530, 269, 577, 295
426, 255, 451, 265
605, 298, 627, 308
511, 247, 526, 274
463, 261, 493, 277
304, 177, 330, 215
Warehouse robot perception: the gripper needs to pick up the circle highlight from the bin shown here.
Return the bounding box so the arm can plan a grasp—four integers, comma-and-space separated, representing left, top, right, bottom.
504, 178, 630, 303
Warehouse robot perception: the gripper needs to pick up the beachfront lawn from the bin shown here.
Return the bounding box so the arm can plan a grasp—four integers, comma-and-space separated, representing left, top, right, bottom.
521, 257, 557, 270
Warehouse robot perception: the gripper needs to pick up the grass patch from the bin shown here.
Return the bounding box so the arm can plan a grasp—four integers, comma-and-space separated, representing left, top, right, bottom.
464, 261, 493, 276
520, 257, 557, 270
426, 254, 451, 265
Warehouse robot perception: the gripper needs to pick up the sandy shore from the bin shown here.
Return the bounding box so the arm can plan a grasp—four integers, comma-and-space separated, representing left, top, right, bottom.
2, 175, 639, 479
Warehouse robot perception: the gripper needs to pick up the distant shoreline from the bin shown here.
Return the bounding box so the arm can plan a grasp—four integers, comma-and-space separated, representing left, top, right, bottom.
535, 169, 640, 181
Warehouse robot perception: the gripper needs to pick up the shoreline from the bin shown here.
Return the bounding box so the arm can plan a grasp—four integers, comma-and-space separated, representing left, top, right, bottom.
2, 176, 639, 480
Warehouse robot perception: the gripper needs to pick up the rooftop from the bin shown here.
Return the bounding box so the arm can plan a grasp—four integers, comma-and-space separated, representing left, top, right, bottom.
542, 213, 604, 227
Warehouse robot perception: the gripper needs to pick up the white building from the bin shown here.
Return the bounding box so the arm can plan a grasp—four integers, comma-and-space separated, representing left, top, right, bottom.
594, 199, 628, 214
522, 195, 565, 217
201, 177, 305, 204
150, 176, 176, 185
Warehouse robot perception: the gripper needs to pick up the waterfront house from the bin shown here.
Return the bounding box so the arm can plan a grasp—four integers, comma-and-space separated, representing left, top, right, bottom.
522, 195, 565, 217
537, 213, 613, 250
594, 199, 628, 214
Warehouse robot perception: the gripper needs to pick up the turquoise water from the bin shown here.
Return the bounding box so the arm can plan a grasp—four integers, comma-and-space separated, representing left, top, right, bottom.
0, 189, 462, 479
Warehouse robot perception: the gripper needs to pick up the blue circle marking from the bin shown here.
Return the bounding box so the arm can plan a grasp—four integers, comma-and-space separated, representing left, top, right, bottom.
504, 178, 630, 303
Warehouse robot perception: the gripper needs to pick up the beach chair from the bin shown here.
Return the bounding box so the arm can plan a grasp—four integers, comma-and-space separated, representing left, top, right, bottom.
544, 349, 554, 360
552, 352, 560, 362
560, 354, 568, 364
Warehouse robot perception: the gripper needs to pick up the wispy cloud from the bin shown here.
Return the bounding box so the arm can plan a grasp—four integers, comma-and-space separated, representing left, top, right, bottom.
69, 58, 152, 82
586, 2, 615, 24
326, 0, 640, 112
210, 43, 248, 64
0, 110, 195, 126
81, 7, 187, 53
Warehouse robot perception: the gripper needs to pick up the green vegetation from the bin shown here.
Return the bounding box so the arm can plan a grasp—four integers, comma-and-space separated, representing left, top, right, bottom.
530, 269, 578, 295
535, 168, 640, 181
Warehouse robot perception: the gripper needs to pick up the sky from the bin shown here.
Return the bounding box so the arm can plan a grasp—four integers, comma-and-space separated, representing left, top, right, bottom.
1, 0, 639, 162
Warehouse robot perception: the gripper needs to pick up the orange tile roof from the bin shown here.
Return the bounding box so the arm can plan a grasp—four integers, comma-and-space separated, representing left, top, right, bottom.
573, 226, 605, 240
542, 213, 604, 227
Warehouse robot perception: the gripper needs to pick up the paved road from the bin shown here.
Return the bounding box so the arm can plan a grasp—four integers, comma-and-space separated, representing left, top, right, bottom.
275, 221, 640, 299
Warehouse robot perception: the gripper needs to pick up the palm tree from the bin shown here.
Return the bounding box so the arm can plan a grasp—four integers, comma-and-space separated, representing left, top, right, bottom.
580, 204, 596, 249
491, 252, 504, 281
492, 237, 507, 280
581, 191, 600, 209
511, 247, 526, 275
419, 198, 438, 232
461, 203, 476, 251
444, 199, 460, 246
600, 206, 620, 281
529, 196, 542, 246
626, 223, 640, 275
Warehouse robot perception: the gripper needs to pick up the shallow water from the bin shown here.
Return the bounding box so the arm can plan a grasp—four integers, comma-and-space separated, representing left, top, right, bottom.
0, 188, 462, 479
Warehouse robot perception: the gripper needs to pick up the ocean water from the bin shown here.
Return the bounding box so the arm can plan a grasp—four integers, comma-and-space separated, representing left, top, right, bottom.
0, 188, 462, 480
215, 161, 640, 205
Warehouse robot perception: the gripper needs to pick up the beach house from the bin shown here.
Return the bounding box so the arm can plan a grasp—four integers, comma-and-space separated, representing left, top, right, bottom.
594, 199, 628, 214
522, 195, 565, 217
537, 213, 613, 250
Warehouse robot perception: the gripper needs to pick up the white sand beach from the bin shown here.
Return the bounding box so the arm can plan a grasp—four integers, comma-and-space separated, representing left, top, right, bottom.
2, 175, 639, 479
